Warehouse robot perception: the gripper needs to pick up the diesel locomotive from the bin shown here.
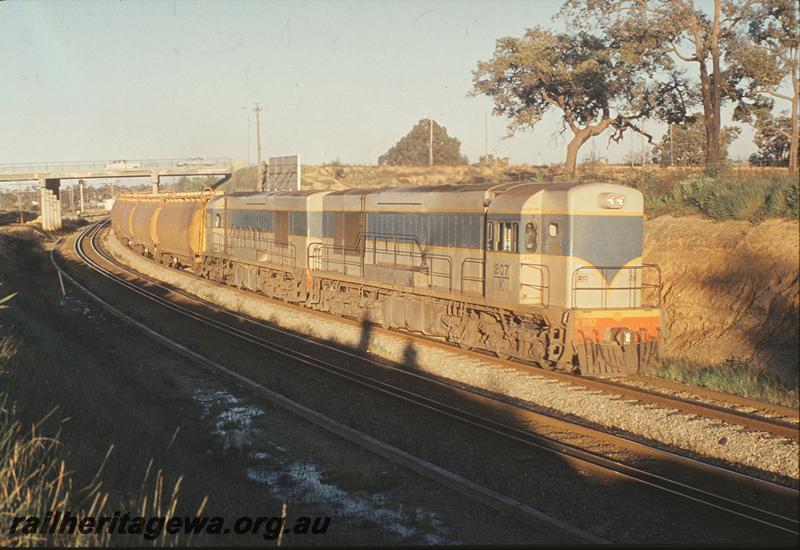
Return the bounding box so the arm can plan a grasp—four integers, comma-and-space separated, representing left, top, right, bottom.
110, 181, 663, 376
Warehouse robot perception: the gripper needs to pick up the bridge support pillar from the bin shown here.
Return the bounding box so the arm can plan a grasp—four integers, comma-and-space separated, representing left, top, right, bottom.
38, 177, 62, 231
151, 173, 160, 194
79, 179, 85, 214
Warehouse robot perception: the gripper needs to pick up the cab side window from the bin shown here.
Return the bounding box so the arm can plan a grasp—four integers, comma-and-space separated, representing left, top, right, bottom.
496, 222, 518, 253
525, 222, 537, 252
509, 223, 518, 252
497, 223, 506, 251
487, 221, 520, 253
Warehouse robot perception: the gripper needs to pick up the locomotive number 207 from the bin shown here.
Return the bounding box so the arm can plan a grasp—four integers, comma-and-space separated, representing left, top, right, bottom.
493, 263, 509, 277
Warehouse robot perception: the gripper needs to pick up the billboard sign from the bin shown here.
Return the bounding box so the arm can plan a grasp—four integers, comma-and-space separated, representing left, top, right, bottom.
267, 155, 301, 191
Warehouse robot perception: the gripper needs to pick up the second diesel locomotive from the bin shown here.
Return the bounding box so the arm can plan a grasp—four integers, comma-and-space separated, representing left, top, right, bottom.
111, 181, 663, 376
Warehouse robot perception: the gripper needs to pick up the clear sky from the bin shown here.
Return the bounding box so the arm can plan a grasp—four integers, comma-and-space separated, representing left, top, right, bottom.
0, 0, 765, 167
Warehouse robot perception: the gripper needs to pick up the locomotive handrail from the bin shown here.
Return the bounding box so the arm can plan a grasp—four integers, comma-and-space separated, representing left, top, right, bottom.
424, 252, 453, 292
306, 241, 364, 277
356, 232, 427, 271
117, 190, 223, 200
461, 257, 485, 295
571, 263, 662, 309
358, 232, 452, 291
220, 227, 296, 267
306, 238, 453, 291
520, 262, 550, 306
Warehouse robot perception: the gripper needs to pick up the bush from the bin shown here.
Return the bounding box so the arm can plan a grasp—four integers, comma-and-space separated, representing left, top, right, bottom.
627, 172, 800, 222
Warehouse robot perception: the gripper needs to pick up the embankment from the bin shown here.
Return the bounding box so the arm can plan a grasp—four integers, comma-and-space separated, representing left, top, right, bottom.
644, 215, 799, 380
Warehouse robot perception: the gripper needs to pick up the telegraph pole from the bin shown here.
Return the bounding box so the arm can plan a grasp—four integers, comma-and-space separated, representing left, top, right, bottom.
428, 118, 433, 167
640, 123, 646, 168
630, 131, 635, 168
484, 113, 489, 163
255, 102, 264, 191
79, 179, 85, 215
255, 103, 263, 167
17, 183, 23, 224
670, 123, 675, 167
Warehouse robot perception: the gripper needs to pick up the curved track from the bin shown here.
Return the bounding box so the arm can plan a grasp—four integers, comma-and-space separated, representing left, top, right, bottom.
58, 221, 799, 543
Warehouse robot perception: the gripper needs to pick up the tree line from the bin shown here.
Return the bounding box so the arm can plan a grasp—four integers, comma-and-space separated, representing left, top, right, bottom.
469, 0, 798, 175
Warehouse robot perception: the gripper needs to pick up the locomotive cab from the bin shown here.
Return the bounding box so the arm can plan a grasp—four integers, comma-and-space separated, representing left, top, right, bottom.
486, 182, 662, 375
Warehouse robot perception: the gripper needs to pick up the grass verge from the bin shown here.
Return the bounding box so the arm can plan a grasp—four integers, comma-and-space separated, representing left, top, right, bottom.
646, 356, 800, 409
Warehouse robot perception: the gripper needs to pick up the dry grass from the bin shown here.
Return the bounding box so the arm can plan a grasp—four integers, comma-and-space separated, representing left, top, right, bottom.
0, 398, 72, 547
645, 357, 799, 409
0, 241, 202, 547
0, 389, 201, 547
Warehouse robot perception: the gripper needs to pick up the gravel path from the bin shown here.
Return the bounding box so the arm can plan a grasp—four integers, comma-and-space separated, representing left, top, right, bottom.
105, 233, 799, 482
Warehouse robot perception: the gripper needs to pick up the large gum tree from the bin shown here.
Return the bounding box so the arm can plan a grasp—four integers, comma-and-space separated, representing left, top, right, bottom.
471, 27, 691, 173
729, 0, 799, 174
562, 0, 755, 176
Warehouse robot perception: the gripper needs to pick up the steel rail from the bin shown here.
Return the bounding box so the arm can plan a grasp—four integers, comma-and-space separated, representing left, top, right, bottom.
90, 222, 799, 490
63, 222, 799, 538
54, 223, 603, 545
111, 220, 798, 438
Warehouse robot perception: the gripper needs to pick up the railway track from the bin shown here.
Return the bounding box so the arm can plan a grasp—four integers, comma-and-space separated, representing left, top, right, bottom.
101, 218, 798, 440
55, 221, 799, 544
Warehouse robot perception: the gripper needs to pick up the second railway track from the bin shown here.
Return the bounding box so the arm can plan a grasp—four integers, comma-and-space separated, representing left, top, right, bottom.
56, 221, 799, 544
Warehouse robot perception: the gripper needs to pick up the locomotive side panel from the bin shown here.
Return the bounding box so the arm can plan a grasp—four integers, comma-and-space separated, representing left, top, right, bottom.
362, 184, 494, 296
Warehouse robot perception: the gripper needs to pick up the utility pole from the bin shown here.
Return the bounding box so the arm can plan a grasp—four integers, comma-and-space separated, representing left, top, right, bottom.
16, 183, 23, 224
630, 131, 635, 168
428, 118, 433, 167
255, 103, 263, 167
670, 123, 675, 167
255, 102, 264, 191
79, 179, 85, 215
641, 123, 646, 168
484, 113, 488, 163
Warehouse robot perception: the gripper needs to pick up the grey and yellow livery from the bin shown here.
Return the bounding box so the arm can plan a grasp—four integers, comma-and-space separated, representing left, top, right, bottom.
112, 181, 663, 376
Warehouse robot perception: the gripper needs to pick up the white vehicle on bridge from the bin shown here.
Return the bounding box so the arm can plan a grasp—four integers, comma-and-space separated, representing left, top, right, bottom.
105, 160, 141, 170
177, 157, 215, 167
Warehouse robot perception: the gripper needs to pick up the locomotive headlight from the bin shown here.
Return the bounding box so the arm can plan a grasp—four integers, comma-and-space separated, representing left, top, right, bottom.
598, 193, 625, 209
613, 328, 634, 346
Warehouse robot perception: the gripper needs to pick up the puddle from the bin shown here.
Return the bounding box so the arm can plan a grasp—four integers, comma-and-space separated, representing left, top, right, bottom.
192, 386, 454, 545
59, 294, 99, 321
246, 461, 451, 544
193, 388, 265, 452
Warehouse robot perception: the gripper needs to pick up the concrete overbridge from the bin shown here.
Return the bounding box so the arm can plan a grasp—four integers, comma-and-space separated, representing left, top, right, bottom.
0, 158, 234, 230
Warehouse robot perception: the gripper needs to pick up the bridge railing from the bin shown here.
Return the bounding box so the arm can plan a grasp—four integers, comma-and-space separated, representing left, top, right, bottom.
0, 158, 232, 174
